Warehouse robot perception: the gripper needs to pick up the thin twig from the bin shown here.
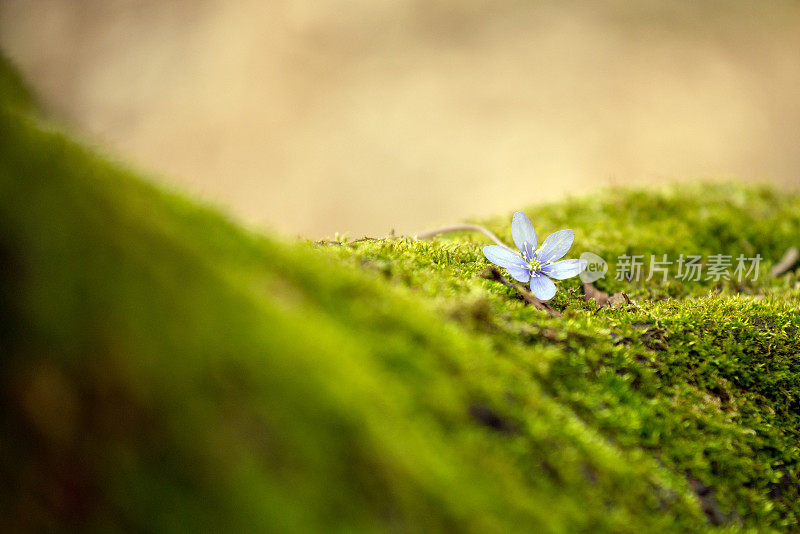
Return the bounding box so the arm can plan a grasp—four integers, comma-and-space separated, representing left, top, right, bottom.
414, 224, 507, 247
771, 246, 798, 277
482, 267, 562, 317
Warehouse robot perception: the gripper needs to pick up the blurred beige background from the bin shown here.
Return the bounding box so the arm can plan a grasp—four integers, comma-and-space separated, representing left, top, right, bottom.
2, 1, 799, 238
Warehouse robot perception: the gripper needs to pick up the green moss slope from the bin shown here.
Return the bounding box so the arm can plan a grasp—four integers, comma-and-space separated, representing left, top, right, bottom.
2, 58, 799, 532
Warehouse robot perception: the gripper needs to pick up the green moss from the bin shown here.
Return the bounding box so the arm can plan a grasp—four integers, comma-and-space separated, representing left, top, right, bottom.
325, 191, 800, 531
327, 186, 800, 530
2, 56, 800, 531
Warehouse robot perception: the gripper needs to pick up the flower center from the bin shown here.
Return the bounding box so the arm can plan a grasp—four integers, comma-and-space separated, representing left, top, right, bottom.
529, 257, 542, 272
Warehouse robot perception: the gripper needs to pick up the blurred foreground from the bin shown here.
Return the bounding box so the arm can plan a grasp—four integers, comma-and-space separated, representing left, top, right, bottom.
2, 1, 800, 237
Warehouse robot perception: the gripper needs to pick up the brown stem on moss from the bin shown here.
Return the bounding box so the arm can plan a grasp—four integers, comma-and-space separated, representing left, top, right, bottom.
482, 267, 562, 317
583, 282, 609, 306
583, 282, 632, 309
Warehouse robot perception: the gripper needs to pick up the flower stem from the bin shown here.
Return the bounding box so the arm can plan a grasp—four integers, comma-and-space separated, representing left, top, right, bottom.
482, 267, 562, 317
414, 224, 508, 247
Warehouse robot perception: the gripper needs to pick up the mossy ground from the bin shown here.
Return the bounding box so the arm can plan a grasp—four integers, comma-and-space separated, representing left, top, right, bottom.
2, 55, 799, 532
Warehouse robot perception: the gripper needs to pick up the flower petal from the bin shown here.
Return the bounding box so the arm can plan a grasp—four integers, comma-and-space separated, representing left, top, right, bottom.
541, 259, 587, 280
530, 273, 557, 301
483, 245, 528, 270
506, 265, 532, 283
511, 211, 537, 259
537, 229, 575, 264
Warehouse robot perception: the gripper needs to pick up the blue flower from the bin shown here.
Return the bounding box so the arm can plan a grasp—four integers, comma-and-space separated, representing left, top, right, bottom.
483, 212, 587, 301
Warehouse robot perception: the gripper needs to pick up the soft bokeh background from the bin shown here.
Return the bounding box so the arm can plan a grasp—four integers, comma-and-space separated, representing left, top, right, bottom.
2, 0, 799, 238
